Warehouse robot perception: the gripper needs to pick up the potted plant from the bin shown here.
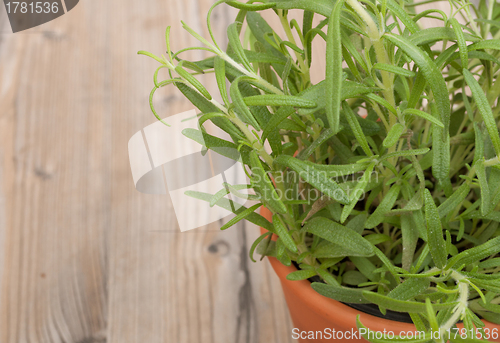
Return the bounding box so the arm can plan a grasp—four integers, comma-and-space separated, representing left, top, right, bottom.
139, 0, 500, 341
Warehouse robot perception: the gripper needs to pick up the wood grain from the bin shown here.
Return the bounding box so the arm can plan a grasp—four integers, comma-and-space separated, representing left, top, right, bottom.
0, 0, 295, 342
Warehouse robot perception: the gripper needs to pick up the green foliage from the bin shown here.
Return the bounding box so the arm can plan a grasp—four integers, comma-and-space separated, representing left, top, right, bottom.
141, 0, 500, 341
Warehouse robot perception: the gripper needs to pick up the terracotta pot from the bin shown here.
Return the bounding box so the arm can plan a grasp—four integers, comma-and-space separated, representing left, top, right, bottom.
259, 206, 500, 343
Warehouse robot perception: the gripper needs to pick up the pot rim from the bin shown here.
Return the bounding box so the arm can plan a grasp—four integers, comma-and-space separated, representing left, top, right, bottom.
259, 206, 500, 333
263, 233, 417, 333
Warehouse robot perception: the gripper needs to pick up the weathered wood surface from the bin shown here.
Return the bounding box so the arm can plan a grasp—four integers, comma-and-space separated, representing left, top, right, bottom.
0, 0, 451, 342
0, 0, 295, 342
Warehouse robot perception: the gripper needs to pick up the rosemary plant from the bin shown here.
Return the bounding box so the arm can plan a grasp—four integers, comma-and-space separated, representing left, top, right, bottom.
139, 0, 500, 341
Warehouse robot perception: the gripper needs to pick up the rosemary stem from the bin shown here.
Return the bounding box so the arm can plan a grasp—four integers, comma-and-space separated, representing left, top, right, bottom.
439, 271, 469, 335
218, 51, 285, 95
485, 0, 495, 37
278, 10, 310, 83
346, 0, 397, 126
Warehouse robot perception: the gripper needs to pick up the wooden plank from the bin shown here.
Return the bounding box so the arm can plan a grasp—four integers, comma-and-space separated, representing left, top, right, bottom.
105, 0, 296, 341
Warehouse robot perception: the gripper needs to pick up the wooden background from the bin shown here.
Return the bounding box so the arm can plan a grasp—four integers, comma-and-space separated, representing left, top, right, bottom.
0, 0, 450, 342
0, 0, 297, 342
